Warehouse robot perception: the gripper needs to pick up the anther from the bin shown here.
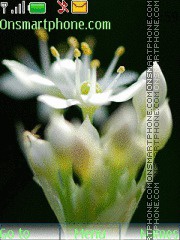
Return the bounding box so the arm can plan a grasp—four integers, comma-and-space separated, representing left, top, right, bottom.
81, 81, 102, 95
81, 42, 89, 50
81, 42, 92, 56
50, 46, 60, 58
115, 46, 125, 57
74, 48, 81, 58
117, 66, 125, 73
68, 36, 79, 48
83, 48, 92, 56
91, 59, 101, 68
35, 28, 49, 42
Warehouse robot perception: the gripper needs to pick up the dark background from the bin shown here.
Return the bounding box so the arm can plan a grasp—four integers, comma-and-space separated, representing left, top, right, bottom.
0, 0, 179, 223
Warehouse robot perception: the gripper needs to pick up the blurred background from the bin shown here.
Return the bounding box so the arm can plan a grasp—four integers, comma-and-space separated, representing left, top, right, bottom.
0, 0, 179, 223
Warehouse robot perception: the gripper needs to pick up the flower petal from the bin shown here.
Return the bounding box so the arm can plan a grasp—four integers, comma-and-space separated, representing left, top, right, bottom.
45, 115, 75, 150
110, 79, 146, 102
38, 95, 79, 109
3, 60, 60, 95
93, 107, 109, 125
133, 62, 167, 120
140, 100, 172, 150
79, 117, 100, 143
0, 73, 38, 99
49, 59, 76, 79
83, 91, 112, 106
48, 59, 76, 98
116, 71, 139, 86
37, 101, 60, 122
15, 46, 41, 73
103, 103, 138, 148
23, 131, 54, 170
99, 71, 139, 89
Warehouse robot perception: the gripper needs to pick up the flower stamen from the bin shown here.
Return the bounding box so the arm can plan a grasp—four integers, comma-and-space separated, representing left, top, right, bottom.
35, 28, 49, 42
106, 66, 126, 90
50, 46, 73, 89
81, 42, 92, 56
74, 48, 81, 58
81, 42, 92, 79
90, 59, 101, 69
89, 59, 101, 96
66, 36, 79, 59
74, 48, 81, 96
117, 65, 125, 73
68, 36, 79, 49
115, 46, 125, 57
35, 28, 50, 75
81, 81, 102, 95
103, 46, 125, 81
14, 46, 40, 72
50, 46, 60, 59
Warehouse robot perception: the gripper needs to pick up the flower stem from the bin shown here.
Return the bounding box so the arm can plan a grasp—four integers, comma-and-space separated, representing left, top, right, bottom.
81, 107, 97, 123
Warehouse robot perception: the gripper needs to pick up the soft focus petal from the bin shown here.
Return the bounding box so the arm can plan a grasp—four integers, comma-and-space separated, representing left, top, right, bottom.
37, 101, 54, 122
3, 60, 33, 87
14, 46, 41, 73
49, 59, 76, 80
71, 134, 102, 182
37, 101, 64, 122
110, 79, 146, 102
23, 132, 54, 171
96, 187, 137, 222
99, 71, 139, 89
46, 116, 102, 182
0, 73, 38, 99
103, 103, 138, 148
116, 71, 139, 86
48, 59, 76, 98
93, 106, 109, 125
133, 62, 167, 120
38, 95, 79, 109
37, 177, 65, 223
125, 136, 146, 166
45, 115, 75, 150
3, 60, 60, 95
79, 117, 100, 143
140, 100, 172, 150
83, 91, 112, 106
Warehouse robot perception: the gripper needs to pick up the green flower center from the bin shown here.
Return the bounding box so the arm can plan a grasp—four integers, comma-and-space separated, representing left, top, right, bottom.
81, 81, 102, 95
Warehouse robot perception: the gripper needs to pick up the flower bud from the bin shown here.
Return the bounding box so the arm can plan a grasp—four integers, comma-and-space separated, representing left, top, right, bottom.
133, 62, 167, 120
103, 103, 137, 148
45, 115, 75, 151
71, 118, 102, 182
23, 131, 56, 175
140, 100, 172, 150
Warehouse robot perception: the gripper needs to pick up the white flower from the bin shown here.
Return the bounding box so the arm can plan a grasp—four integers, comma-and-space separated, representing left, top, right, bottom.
1, 29, 145, 118
2, 29, 173, 225
22, 112, 147, 223
20, 77, 172, 223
